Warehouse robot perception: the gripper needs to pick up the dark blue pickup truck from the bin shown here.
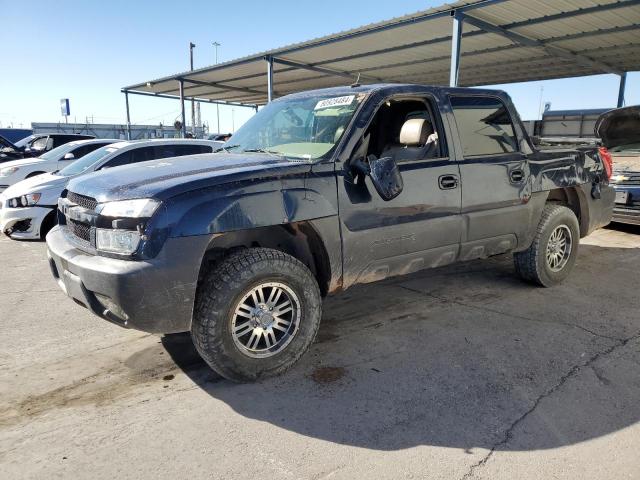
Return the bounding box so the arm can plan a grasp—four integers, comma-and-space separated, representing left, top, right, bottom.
46, 84, 615, 381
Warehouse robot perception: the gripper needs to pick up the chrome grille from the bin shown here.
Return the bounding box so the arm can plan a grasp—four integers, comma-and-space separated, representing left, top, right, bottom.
68, 218, 91, 242
67, 191, 98, 211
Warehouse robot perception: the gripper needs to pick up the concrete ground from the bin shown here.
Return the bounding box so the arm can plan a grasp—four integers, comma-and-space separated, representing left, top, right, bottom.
1, 225, 639, 480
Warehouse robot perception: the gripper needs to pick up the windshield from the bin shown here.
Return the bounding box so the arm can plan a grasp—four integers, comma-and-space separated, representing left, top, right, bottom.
224, 93, 365, 160
14, 136, 36, 148
39, 142, 79, 162
58, 145, 119, 177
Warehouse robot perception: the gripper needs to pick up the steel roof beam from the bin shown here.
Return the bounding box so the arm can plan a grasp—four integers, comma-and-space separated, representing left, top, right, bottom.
179, 77, 267, 97
121, 89, 258, 108
457, 12, 623, 75
271, 57, 383, 83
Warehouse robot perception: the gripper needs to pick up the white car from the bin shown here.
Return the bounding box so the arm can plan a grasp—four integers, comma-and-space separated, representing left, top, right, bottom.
0, 138, 217, 240
0, 138, 117, 192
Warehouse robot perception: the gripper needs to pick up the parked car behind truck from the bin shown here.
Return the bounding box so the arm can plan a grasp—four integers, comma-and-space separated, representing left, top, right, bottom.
0, 138, 118, 192
1, 138, 217, 239
596, 105, 640, 225
46, 84, 615, 382
0, 133, 94, 163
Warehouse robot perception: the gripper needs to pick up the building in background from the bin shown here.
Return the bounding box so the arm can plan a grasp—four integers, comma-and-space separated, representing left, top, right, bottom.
31, 122, 207, 140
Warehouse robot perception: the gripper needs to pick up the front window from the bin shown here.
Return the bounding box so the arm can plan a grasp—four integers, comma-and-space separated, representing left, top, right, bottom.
13, 136, 35, 149
223, 93, 366, 160
58, 145, 120, 176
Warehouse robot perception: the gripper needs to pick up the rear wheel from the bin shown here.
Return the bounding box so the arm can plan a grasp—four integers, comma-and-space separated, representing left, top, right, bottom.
514, 204, 580, 287
191, 248, 322, 382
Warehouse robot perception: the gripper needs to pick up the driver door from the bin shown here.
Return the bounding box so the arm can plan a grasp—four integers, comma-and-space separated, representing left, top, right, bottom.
337, 94, 463, 288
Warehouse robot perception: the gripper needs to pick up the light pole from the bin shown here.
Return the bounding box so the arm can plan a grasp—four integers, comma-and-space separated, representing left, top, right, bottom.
212, 41, 221, 133
189, 42, 196, 136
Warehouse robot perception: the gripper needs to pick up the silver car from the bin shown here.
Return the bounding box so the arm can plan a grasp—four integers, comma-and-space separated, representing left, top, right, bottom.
0, 139, 217, 240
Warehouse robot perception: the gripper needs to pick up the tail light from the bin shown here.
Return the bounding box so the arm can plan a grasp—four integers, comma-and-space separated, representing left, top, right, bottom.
598, 146, 613, 180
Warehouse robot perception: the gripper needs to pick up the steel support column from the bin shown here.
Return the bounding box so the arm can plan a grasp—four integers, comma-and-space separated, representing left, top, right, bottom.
124, 91, 132, 140
178, 79, 187, 138
617, 72, 627, 107
266, 55, 274, 103
450, 13, 463, 87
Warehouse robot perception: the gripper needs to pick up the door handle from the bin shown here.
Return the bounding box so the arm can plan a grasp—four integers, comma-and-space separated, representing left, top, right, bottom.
510, 169, 525, 183
439, 174, 459, 190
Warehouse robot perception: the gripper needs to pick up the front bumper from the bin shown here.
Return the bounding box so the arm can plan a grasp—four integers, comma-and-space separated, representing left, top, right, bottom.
0, 205, 53, 239
46, 225, 211, 333
611, 184, 640, 226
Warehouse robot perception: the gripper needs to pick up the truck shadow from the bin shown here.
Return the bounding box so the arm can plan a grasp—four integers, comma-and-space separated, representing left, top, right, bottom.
161, 239, 640, 452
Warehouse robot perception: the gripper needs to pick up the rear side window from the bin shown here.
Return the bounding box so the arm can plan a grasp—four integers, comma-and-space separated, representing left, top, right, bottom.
102, 146, 155, 168
72, 143, 105, 158
154, 144, 211, 158
450, 96, 518, 156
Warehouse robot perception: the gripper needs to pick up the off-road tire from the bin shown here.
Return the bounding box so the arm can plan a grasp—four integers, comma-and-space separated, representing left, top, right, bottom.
514, 204, 580, 287
192, 248, 322, 382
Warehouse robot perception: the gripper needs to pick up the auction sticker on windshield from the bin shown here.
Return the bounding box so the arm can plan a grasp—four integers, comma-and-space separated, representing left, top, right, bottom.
315, 95, 355, 110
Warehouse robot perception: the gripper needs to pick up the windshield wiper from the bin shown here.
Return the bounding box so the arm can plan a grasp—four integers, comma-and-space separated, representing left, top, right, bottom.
242, 148, 284, 158
214, 144, 242, 153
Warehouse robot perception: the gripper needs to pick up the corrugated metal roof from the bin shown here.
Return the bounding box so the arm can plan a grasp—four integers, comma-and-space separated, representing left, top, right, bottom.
123, 0, 640, 105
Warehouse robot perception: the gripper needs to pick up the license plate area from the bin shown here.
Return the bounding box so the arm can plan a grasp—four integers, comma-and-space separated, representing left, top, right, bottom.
615, 191, 629, 204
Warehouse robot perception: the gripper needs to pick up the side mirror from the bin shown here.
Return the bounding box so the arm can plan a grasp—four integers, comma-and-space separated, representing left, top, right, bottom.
531, 135, 541, 146
63, 152, 75, 160
368, 155, 404, 201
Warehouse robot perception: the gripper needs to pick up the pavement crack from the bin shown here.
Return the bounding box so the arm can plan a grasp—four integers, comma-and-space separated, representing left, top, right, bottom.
459, 330, 640, 479
398, 285, 624, 342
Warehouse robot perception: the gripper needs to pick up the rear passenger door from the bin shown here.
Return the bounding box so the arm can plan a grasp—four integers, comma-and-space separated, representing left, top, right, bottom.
449, 95, 530, 260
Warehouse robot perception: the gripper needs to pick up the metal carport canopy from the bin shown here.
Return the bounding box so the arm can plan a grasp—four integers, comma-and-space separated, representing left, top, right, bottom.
122, 0, 640, 108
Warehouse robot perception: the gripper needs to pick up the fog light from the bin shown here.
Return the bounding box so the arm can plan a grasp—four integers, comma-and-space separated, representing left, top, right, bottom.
95, 229, 141, 254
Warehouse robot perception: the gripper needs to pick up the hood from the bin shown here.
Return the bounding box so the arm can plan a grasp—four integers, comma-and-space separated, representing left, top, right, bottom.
595, 106, 640, 149
67, 152, 312, 203
2, 173, 67, 198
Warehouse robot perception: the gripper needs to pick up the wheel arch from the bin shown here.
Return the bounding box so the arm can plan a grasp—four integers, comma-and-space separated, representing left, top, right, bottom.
545, 186, 591, 237
198, 221, 333, 297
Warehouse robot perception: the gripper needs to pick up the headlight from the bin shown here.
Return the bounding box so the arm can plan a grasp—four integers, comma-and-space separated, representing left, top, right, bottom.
97, 198, 160, 218
96, 229, 141, 254
610, 174, 629, 183
0, 166, 19, 177
7, 193, 41, 208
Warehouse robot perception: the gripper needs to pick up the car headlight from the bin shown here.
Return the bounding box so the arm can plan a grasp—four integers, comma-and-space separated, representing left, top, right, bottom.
610, 174, 629, 183
97, 198, 160, 218
0, 166, 19, 177
7, 193, 41, 208
95, 229, 141, 254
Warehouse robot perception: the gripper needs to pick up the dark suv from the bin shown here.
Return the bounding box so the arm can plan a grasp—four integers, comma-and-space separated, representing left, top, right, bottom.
46, 84, 615, 382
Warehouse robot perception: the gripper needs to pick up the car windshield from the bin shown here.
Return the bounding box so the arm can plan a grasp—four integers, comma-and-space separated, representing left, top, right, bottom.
58, 145, 119, 177
38, 142, 79, 162
13, 136, 35, 148
223, 92, 366, 160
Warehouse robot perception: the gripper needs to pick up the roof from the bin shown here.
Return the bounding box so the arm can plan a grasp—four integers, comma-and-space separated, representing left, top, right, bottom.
111, 138, 217, 149
123, 0, 640, 106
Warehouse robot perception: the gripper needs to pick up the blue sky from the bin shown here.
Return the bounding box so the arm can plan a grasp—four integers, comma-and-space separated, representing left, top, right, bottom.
1, 0, 637, 133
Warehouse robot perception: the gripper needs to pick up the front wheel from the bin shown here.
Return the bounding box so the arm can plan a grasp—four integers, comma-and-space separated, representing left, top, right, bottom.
191, 248, 322, 382
514, 204, 580, 287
